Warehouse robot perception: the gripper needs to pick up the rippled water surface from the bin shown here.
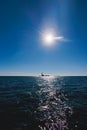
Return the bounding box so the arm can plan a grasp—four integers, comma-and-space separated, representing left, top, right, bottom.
0, 76, 87, 130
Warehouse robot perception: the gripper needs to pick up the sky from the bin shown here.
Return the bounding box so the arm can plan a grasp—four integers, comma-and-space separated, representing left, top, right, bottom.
0, 0, 87, 76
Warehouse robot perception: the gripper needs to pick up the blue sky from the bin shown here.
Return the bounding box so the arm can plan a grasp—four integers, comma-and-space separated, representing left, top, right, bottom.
0, 0, 87, 76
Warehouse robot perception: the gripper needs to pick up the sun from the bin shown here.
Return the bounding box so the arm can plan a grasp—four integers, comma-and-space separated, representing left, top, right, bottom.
43, 33, 54, 46
44, 34, 54, 43
41, 29, 64, 47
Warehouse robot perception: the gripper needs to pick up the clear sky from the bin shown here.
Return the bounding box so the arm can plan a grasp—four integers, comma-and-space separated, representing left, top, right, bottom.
0, 0, 87, 76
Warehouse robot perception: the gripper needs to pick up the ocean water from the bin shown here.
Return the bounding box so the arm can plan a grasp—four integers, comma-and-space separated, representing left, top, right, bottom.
0, 76, 87, 130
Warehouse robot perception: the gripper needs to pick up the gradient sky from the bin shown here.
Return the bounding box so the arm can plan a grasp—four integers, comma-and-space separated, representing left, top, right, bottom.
0, 0, 87, 76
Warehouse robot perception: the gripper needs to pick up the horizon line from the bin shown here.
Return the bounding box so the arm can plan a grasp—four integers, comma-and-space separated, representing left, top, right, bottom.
0, 73, 87, 76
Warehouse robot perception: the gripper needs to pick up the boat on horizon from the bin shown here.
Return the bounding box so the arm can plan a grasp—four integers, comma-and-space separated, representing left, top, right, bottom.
40, 73, 50, 77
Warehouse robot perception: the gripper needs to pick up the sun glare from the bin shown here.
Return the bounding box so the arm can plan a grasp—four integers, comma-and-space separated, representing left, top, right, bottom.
45, 34, 54, 43
43, 33, 54, 46
41, 29, 64, 47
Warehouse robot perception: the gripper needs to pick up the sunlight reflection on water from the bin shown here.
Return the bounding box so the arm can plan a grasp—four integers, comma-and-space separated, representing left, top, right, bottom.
36, 76, 73, 130
1, 76, 86, 129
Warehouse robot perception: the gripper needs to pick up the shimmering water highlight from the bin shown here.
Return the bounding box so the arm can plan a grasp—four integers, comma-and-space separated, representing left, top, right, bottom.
0, 76, 87, 130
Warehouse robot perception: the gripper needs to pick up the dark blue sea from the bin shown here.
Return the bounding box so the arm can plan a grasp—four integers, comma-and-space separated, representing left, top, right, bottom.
0, 76, 87, 130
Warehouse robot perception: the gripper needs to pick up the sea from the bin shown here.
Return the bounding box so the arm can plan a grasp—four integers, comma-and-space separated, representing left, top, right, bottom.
0, 76, 87, 130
